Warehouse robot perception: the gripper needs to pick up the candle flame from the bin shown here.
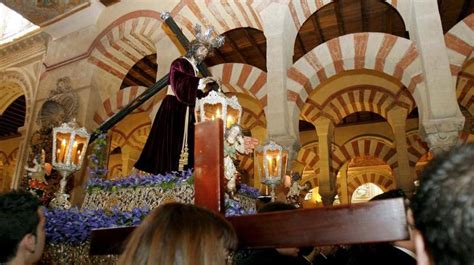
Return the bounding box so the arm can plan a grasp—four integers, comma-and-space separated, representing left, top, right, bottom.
61, 139, 66, 146
216, 109, 221, 118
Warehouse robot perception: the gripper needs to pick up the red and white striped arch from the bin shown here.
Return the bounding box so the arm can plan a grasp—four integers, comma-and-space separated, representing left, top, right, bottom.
110, 122, 151, 151
93, 86, 151, 126
331, 136, 397, 175
240, 107, 266, 131
287, 33, 423, 110
301, 85, 415, 125
209, 63, 268, 107
346, 172, 396, 199
174, 0, 263, 41
295, 146, 320, 174
128, 124, 151, 150
406, 130, 429, 168
89, 10, 162, 84
110, 130, 127, 151
457, 73, 474, 115
445, 14, 474, 77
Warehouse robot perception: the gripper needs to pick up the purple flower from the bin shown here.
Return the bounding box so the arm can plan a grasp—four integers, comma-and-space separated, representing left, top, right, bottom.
86, 170, 193, 192
237, 184, 260, 199
44, 207, 150, 245
225, 198, 251, 217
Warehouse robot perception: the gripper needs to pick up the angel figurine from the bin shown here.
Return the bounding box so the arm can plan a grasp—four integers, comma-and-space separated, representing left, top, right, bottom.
223, 124, 258, 198
286, 172, 305, 207
25, 150, 51, 185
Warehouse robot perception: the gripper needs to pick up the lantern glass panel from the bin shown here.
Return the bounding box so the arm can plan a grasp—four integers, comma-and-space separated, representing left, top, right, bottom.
226, 107, 240, 128
266, 150, 281, 177
55, 132, 71, 164
71, 135, 87, 165
204, 103, 223, 121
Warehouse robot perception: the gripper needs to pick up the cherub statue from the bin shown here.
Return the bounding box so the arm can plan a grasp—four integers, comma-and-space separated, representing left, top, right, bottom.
25, 150, 51, 184
286, 172, 305, 207
224, 124, 258, 198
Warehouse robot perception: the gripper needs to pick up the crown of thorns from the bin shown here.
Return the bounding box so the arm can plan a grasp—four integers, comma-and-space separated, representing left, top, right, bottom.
193, 24, 225, 48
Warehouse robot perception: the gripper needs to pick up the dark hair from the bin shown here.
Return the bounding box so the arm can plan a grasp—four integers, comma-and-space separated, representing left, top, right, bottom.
118, 203, 237, 265
258, 201, 297, 213
369, 189, 406, 201
0, 190, 40, 262
411, 143, 474, 265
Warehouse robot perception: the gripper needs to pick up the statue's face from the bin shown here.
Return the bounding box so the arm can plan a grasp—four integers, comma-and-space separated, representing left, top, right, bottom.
227, 127, 240, 141
194, 45, 209, 62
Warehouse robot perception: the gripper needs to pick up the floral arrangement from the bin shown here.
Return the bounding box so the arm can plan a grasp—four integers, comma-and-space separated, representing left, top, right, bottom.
237, 183, 260, 199
86, 169, 194, 193
87, 131, 108, 179
225, 198, 256, 217
44, 207, 150, 245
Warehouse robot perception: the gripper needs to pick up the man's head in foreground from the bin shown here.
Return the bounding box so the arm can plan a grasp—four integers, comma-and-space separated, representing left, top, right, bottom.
411, 143, 474, 265
0, 190, 45, 265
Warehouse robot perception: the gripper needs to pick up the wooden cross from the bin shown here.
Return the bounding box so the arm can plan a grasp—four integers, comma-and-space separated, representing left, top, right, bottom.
89, 120, 409, 255
89, 13, 215, 143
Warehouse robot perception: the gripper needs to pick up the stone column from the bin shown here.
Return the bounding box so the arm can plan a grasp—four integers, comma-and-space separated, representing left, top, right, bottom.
387, 107, 414, 195
410, 0, 464, 153
121, 145, 141, 176
260, 3, 300, 164
314, 118, 336, 206
337, 163, 350, 205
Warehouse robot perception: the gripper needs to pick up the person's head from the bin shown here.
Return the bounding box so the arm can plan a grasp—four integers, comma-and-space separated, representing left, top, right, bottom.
411, 144, 474, 265
369, 189, 415, 252
119, 203, 237, 265
369, 189, 406, 202
0, 190, 45, 264
185, 40, 211, 63
258, 202, 300, 257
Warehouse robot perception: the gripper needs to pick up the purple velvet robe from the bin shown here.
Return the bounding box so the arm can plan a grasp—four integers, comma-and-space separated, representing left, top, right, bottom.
134, 58, 204, 174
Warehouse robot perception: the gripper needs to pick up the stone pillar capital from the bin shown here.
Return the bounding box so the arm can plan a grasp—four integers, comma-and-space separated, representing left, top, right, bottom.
314, 117, 335, 137
421, 116, 465, 155
387, 107, 408, 126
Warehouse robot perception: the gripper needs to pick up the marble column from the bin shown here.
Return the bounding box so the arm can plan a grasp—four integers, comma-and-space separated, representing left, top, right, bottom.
410, 0, 464, 154
387, 107, 414, 195
337, 163, 350, 205
260, 3, 300, 165
314, 117, 336, 206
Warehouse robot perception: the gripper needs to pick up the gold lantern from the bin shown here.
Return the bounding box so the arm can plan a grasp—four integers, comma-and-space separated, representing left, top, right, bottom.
255, 140, 288, 202
195, 90, 242, 130
50, 120, 90, 209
